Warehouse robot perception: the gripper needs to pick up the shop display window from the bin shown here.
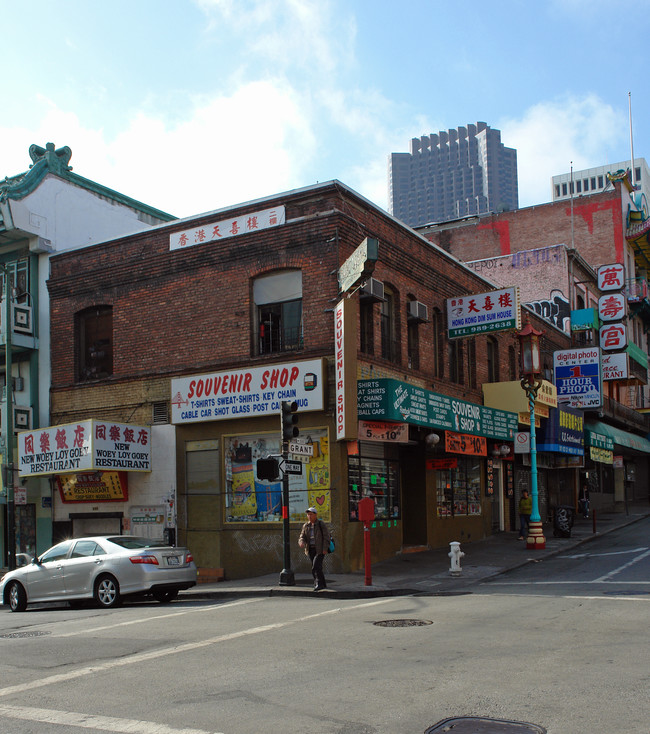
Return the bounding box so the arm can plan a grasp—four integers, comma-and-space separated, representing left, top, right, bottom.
348, 442, 400, 521
436, 457, 482, 517
224, 429, 330, 522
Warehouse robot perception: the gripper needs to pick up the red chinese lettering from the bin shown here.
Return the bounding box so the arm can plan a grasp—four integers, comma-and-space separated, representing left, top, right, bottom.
95, 424, 106, 440
39, 432, 50, 453
123, 428, 135, 443
73, 424, 85, 448
468, 299, 479, 313
55, 429, 68, 449
25, 435, 34, 454
195, 229, 206, 243
498, 292, 513, 308
109, 425, 121, 442
483, 296, 494, 311
230, 220, 240, 236
212, 224, 222, 238
137, 429, 149, 446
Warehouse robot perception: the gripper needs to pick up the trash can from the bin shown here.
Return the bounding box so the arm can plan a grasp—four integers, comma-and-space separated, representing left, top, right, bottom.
553, 505, 575, 538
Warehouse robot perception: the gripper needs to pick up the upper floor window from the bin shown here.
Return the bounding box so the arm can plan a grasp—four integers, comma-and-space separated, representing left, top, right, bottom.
508, 345, 517, 380
360, 299, 374, 355
448, 339, 463, 384
432, 308, 444, 379
487, 337, 499, 382
254, 270, 302, 355
380, 288, 399, 363
77, 305, 113, 381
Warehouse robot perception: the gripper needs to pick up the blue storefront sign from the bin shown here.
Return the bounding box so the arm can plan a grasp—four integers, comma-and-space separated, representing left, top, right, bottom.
537, 406, 584, 455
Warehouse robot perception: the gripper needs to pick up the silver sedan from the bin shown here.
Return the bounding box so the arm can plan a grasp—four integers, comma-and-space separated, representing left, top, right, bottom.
1, 536, 197, 612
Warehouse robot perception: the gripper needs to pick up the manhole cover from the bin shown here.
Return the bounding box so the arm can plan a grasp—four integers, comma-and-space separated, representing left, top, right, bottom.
373, 619, 433, 627
0, 631, 51, 639
425, 716, 546, 733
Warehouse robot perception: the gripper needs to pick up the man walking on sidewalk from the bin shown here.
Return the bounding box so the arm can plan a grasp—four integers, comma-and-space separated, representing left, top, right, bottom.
298, 507, 330, 591
518, 489, 532, 540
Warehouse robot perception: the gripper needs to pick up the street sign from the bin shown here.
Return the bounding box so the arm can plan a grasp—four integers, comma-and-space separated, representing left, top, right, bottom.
284, 461, 303, 475
289, 453, 310, 464
288, 441, 313, 456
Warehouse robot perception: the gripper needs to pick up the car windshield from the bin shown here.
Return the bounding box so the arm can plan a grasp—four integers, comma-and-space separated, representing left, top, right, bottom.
106, 536, 166, 550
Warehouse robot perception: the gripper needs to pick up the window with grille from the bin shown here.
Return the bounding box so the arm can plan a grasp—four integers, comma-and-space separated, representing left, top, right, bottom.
254, 270, 302, 355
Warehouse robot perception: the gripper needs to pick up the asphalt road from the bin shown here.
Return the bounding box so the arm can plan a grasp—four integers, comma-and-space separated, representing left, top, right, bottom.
0, 518, 648, 734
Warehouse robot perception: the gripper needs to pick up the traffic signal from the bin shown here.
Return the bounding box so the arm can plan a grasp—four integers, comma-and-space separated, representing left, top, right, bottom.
257, 457, 280, 481
281, 400, 299, 441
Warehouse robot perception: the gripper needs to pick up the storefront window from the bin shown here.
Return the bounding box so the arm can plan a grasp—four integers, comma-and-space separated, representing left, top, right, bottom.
348, 442, 400, 521
436, 457, 482, 517
224, 429, 330, 522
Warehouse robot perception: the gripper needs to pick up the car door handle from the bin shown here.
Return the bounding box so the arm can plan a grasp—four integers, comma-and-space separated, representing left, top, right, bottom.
94, 559, 103, 564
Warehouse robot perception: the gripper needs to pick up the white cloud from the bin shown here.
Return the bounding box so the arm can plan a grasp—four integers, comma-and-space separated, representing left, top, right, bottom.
501, 94, 626, 207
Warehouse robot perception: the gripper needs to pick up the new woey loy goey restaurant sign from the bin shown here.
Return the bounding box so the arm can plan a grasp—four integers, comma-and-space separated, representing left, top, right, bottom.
171, 359, 325, 424
19, 420, 152, 477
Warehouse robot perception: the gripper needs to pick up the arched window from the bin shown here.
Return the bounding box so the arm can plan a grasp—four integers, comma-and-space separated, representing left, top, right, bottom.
254, 270, 302, 355
77, 305, 113, 381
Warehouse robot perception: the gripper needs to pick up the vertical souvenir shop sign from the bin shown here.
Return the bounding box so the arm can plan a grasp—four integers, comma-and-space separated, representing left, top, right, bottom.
334, 298, 358, 440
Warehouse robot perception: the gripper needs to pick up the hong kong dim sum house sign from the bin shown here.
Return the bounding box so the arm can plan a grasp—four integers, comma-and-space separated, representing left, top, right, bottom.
18, 419, 152, 477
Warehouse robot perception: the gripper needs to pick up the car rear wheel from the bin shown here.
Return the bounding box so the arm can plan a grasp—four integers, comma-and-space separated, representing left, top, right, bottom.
94, 575, 121, 608
7, 581, 27, 612
152, 589, 179, 604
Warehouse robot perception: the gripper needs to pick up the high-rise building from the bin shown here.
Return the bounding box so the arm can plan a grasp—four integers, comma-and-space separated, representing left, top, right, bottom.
388, 122, 518, 227
552, 159, 650, 204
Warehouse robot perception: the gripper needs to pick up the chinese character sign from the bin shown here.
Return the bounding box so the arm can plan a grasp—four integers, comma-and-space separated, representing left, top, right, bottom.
599, 323, 627, 351
169, 206, 285, 251
597, 263, 625, 291
18, 420, 152, 477
598, 293, 626, 322
446, 287, 520, 338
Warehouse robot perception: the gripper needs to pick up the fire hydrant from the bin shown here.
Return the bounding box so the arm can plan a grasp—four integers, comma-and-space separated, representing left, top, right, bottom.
448, 541, 465, 576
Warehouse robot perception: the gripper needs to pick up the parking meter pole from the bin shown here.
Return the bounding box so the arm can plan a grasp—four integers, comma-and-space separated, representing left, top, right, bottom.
279, 445, 295, 586
357, 497, 375, 587
363, 524, 372, 586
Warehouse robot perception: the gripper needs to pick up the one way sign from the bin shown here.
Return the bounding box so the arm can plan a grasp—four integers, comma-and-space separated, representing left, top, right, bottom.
284, 461, 303, 475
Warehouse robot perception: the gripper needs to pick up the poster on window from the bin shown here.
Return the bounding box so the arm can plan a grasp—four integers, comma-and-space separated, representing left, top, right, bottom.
224, 429, 330, 522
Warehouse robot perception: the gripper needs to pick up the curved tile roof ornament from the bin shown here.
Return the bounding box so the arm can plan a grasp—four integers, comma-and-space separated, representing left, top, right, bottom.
28, 142, 73, 173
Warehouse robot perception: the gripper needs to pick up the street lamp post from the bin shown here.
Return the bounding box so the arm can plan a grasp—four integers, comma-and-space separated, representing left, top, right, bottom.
518, 322, 546, 550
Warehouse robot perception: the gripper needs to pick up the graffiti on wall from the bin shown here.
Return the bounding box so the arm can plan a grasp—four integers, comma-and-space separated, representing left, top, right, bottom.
526, 289, 571, 333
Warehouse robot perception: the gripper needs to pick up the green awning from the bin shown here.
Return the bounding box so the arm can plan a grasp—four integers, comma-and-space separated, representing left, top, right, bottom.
585, 420, 650, 454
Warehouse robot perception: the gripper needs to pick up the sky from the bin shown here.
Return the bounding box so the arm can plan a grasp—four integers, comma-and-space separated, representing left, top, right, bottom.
2, 0, 649, 219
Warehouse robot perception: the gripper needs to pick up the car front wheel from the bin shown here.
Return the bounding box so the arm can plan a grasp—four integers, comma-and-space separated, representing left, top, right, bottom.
94, 575, 121, 608
8, 581, 27, 612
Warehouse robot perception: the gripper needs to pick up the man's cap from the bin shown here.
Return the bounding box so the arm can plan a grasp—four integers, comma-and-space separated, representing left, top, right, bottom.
306, 507, 317, 513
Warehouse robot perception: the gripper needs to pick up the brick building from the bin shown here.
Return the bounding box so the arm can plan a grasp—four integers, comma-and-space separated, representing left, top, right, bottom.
44, 181, 569, 580
419, 173, 650, 510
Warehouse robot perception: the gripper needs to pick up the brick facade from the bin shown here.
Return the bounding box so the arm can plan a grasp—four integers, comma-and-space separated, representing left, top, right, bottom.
48, 181, 569, 578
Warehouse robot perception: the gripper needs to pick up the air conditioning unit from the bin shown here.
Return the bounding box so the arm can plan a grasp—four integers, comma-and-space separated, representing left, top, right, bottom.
408, 300, 429, 322
360, 277, 385, 302
12, 303, 33, 335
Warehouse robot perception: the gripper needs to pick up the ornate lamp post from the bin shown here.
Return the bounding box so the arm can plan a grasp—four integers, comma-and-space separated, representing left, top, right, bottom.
518, 322, 546, 550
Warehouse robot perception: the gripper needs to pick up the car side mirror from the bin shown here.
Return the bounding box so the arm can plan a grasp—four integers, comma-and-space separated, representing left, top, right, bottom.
33, 556, 42, 566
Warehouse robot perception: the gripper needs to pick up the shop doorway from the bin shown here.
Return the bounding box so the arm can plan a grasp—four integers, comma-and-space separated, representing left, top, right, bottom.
489, 461, 504, 532
400, 444, 427, 547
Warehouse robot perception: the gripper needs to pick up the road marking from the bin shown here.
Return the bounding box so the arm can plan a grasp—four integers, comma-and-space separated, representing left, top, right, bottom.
0, 703, 221, 734
53, 598, 259, 638
594, 548, 650, 582
561, 547, 648, 559
0, 598, 394, 699
489, 580, 650, 586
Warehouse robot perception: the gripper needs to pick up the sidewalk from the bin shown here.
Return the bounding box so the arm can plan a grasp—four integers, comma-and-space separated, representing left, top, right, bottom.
181, 502, 650, 601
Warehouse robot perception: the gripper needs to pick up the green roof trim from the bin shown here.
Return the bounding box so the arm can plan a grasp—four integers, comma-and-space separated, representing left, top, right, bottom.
0, 142, 175, 223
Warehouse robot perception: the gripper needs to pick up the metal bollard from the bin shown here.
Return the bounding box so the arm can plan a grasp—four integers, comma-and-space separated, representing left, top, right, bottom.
448, 541, 465, 576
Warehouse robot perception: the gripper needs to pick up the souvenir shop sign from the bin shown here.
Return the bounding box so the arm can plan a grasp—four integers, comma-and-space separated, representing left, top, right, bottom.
358, 420, 409, 443
56, 472, 128, 503
445, 431, 487, 456
358, 379, 517, 440
18, 420, 152, 477
169, 206, 285, 250
171, 358, 325, 424
447, 287, 520, 338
